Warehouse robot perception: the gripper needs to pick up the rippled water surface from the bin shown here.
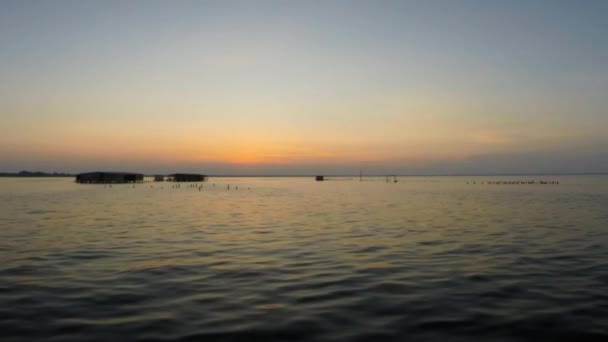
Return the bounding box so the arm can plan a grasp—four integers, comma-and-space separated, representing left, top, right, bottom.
2, 176, 608, 341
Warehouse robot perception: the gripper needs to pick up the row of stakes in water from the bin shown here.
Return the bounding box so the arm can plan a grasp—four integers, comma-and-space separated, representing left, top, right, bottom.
467, 180, 559, 185
104, 183, 251, 190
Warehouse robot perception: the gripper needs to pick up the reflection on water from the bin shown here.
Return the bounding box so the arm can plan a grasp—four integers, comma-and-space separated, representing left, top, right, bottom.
1, 176, 608, 341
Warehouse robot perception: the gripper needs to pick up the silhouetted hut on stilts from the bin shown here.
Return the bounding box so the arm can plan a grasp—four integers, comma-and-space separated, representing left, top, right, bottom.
169, 173, 207, 182
75, 172, 144, 184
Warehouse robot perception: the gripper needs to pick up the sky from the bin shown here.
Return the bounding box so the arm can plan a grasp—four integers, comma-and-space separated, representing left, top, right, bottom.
1, 0, 607, 175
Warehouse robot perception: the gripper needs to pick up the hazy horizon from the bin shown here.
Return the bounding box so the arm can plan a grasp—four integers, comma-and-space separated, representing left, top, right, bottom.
2, 0, 607, 175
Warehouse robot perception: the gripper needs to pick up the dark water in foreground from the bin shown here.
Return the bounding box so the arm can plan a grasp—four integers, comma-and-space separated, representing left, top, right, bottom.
1, 176, 608, 341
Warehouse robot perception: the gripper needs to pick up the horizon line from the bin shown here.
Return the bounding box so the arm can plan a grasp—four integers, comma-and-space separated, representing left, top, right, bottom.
2, 171, 608, 177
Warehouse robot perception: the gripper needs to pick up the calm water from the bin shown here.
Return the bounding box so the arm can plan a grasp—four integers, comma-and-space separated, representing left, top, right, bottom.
1, 176, 608, 341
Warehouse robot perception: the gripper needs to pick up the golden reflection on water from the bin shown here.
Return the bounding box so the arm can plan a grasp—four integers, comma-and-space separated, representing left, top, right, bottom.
2, 176, 607, 279
255, 304, 285, 310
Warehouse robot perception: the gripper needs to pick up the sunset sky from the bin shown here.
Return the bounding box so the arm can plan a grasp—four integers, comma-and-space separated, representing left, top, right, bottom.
1, 0, 607, 175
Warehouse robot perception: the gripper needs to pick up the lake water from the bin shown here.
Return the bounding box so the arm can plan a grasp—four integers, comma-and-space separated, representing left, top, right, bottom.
1, 176, 608, 341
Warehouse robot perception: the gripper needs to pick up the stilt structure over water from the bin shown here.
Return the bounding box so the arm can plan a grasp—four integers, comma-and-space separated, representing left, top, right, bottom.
385, 175, 399, 183
75, 172, 144, 184
169, 173, 207, 182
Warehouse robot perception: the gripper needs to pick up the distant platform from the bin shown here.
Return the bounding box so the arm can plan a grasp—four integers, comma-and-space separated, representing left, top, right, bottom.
75, 172, 144, 184
167, 173, 207, 182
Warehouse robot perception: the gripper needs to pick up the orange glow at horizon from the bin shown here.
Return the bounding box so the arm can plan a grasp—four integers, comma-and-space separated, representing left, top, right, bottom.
1, 120, 605, 174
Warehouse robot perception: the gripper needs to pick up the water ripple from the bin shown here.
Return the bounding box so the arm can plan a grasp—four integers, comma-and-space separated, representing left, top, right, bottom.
1, 177, 608, 341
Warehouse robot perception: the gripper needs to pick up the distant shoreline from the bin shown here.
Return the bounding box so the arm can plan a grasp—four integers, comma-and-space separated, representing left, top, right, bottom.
1, 171, 607, 178
204, 173, 608, 177
0, 171, 74, 177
